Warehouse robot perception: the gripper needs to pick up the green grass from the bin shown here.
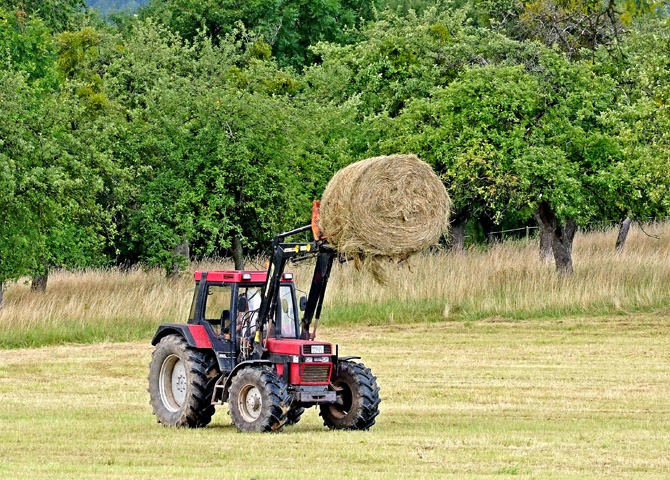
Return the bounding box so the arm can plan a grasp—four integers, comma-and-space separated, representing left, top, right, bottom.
2, 298, 669, 349
1, 223, 669, 348
324, 298, 670, 326
0, 318, 158, 349
1, 314, 669, 479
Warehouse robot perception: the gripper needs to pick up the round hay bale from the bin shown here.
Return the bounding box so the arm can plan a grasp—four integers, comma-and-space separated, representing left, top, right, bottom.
319, 154, 450, 280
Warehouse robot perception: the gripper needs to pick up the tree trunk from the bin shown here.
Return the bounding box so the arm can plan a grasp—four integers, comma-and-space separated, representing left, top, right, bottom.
552, 218, 577, 274
232, 234, 245, 270
0, 282, 3, 310
30, 273, 48, 292
615, 217, 632, 251
449, 212, 468, 253
478, 214, 495, 244
534, 210, 554, 262
170, 240, 190, 277
537, 202, 577, 275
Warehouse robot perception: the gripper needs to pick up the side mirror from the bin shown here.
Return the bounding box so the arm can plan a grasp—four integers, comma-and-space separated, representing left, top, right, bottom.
237, 296, 248, 313
299, 296, 307, 312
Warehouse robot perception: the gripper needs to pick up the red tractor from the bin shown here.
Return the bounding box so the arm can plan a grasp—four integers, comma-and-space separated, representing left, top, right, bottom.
148, 222, 381, 432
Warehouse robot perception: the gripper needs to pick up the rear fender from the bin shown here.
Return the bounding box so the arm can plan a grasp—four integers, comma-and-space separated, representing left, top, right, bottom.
151, 324, 213, 349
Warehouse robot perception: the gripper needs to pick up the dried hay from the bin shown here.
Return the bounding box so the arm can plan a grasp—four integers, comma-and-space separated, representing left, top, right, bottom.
319, 154, 451, 282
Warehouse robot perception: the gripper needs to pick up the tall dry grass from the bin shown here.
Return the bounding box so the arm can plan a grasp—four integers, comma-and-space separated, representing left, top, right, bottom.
1, 222, 669, 347
320, 222, 670, 323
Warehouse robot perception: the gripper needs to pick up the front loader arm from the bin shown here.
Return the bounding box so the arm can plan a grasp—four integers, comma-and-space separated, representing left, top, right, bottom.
300, 250, 336, 339
250, 224, 314, 358
248, 214, 338, 357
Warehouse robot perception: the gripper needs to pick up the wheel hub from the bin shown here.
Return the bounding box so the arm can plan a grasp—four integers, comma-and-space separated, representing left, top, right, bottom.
239, 385, 263, 422
329, 381, 353, 418
159, 354, 187, 412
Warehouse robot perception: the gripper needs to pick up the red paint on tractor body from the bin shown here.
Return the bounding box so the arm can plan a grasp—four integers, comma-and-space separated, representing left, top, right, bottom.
267, 338, 333, 385
194, 270, 294, 283
265, 338, 331, 355
187, 325, 213, 348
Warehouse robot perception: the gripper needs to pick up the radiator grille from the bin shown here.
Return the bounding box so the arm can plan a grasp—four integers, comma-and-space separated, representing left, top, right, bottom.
303, 344, 332, 354
301, 364, 330, 383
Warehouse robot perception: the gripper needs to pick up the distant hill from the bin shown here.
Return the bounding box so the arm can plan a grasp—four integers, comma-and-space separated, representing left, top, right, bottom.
87, 0, 148, 16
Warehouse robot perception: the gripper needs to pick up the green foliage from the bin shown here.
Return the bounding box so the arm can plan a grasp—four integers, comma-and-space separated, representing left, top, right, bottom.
91, 20, 343, 271
140, 0, 380, 68
0, 8, 58, 85
0, 0, 86, 32
599, 17, 670, 218
0, 69, 107, 282
307, 5, 669, 228
0, 1, 669, 283
476, 0, 669, 58
0, 74, 41, 283
0, 14, 113, 283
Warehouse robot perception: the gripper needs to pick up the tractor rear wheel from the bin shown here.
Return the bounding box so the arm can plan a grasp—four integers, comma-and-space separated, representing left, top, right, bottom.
228, 366, 291, 432
148, 334, 218, 427
319, 360, 380, 430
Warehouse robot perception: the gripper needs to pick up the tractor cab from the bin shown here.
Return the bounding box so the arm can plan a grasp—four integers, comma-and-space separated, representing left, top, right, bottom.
189, 270, 301, 341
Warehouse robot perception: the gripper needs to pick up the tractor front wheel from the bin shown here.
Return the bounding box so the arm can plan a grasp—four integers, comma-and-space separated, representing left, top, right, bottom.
148, 334, 218, 427
228, 366, 292, 432
319, 360, 380, 430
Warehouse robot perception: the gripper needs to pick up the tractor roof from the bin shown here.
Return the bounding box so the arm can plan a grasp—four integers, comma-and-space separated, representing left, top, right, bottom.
194, 270, 293, 283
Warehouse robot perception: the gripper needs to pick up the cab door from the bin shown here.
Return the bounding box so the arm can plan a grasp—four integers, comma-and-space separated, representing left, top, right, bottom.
199, 282, 235, 372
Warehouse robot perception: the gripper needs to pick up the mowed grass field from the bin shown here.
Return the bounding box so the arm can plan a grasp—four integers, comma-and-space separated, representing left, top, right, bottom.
1, 315, 669, 479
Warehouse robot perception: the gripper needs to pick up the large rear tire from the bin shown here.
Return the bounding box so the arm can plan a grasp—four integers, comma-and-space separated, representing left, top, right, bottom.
319, 360, 380, 430
148, 334, 218, 427
228, 366, 292, 432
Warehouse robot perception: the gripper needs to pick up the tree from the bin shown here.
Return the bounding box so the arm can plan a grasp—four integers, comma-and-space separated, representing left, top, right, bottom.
0, 72, 43, 296
307, 7, 661, 272
0, 13, 111, 292
0, 0, 86, 33
95, 21, 336, 273
0, 71, 66, 292
517, 0, 625, 58
304, 8, 538, 242
474, 0, 665, 59
602, 17, 670, 223
615, 217, 633, 251
0, 8, 58, 85
140, 0, 379, 68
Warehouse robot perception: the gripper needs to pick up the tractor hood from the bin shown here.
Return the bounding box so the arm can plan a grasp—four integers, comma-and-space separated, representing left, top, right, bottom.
265, 338, 333, 356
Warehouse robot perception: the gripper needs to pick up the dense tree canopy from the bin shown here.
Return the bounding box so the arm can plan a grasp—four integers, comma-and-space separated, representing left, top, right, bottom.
0, 0, 668, 291
139, 0, 380, 68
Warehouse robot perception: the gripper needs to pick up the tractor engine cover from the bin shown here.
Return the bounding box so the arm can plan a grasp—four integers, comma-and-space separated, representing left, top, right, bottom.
265, 338, 334, 386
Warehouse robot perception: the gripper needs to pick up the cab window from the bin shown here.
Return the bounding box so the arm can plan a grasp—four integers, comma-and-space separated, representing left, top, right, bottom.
278, 285, 298, 338
237, 286, 261, 340
204, 285, 232, 335
188, 287, 198, 321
